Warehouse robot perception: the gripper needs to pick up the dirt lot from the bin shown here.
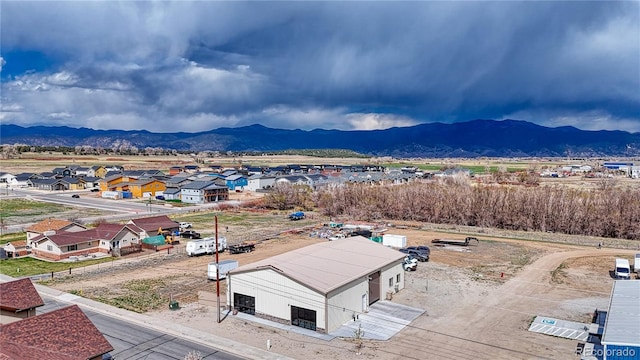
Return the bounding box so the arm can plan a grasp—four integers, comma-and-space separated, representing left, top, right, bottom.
42, 223, 640, 360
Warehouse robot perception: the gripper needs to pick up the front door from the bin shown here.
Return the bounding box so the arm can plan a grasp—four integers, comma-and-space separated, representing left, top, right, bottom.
368, 271, 380, 304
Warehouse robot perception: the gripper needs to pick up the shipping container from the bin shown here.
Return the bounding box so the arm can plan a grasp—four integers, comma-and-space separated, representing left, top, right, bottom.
382, 234, 407, 248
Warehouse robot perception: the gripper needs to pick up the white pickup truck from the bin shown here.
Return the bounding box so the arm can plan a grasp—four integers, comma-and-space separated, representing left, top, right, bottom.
329, 233, 347, 241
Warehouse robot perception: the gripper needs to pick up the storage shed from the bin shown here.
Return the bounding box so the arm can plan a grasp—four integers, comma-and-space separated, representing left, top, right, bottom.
227, 236, 406, 333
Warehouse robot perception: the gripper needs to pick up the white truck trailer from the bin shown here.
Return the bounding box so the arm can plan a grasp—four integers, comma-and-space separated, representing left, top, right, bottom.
208, 260, 239, 280
382, 234, 407, 248
186, 237, 227, 256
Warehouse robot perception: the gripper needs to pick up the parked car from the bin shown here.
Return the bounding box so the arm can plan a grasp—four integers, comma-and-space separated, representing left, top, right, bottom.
399, 248, 429, 261
90, 188, 100, 192
155, 195, 165, 200
179, 222, 193, 229
406, 246, 430, 256
403, 259, 417, 271
180, 230, 201, 239
71, 194, 80, 198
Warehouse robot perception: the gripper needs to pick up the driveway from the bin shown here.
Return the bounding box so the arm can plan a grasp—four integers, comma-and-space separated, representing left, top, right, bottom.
329, 300, 425, 340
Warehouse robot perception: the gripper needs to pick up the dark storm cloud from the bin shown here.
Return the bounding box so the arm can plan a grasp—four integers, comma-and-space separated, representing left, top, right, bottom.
1, 1, 638, 132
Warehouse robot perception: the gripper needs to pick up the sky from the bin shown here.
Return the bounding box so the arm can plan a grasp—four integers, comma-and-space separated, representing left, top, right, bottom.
1, 1, 639, 133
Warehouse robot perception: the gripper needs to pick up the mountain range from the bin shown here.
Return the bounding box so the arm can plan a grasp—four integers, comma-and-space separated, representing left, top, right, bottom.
2, 120, 639, 158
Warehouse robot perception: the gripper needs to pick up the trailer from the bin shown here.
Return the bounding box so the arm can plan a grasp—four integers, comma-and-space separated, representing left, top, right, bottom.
382, 234, 407, 248
228, 242, 256, 254
186, 237, 227, 256
208, 260, 239, 280
431, 237, 479, 246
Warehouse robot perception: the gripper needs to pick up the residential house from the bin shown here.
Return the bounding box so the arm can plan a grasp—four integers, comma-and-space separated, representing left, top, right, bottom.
3, 241, 30, 258
169, 166, 185, 176
73, 167, 91, 177
180, 181, 229, 204
0, 278, 44, 324
82, 176, 101, 189
163, 187, 181, 200
25, 219, 86, 247
128, 178, 166, 198
184, 165, 200, 173
127, 215, 180, 239
225, 174, 248, 191
60, 176, 86, 190
247, 174, 276, 192
30, 178, 65, 191
12, 173, 38, 188
0, 172, 16, 186
91, 165, 108, 178
30, 223, 140, 260
0, 305, 114, 359
52, 167, 73, 177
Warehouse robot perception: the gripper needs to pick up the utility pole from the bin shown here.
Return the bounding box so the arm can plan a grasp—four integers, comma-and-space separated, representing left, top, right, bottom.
215, 215, 221, 323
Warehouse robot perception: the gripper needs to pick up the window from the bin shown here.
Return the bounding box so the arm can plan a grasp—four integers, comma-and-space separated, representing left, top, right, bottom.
47, 245, 53, 251
396, 274, 401, 283
389, 278, 393, 287
68, 244, 78, 251
87, 242, 92, 246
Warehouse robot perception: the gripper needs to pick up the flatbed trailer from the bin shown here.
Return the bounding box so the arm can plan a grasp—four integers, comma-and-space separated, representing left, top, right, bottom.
228, 243, 256, 254
431, 237, 479, 246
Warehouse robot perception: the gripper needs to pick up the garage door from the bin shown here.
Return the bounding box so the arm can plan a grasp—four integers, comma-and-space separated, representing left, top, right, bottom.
233, 293, 255, 315
291, 306, 316, 331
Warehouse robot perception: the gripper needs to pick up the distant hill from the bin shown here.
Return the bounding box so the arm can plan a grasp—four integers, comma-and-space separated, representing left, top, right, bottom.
2, 120, 639, 157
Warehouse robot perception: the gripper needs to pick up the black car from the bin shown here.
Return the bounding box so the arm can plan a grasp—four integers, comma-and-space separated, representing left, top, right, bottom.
90, 188, 100, 192
406, 246, 430, 257
71, 194, 80, 198
180, 230, 201, 239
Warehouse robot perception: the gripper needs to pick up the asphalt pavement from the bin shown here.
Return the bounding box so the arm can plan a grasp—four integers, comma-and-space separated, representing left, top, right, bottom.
1, 274, 291, 360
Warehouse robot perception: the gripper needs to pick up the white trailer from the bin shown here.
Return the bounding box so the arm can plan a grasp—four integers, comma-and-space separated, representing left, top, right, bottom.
382, 234, 407, 248
635, 253, 640, 275
101, 191, 120, 200
208, 260, 239, 280
186, 237, 227, 256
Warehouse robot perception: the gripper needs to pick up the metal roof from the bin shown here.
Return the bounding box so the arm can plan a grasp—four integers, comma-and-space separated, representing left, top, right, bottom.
229, 236, 405, 295
601, 280, 640, 346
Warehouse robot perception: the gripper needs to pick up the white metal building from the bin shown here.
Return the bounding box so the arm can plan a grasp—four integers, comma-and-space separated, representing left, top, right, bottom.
599, 280, 640, 360
227, 236, 406, 333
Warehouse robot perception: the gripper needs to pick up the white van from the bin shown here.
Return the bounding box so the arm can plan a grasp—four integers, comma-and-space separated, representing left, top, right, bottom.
635, 254, 640, 275
614, 258, 631, 279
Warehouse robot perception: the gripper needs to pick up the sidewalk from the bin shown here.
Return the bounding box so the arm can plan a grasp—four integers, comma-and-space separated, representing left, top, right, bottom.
0, 274, 292, 360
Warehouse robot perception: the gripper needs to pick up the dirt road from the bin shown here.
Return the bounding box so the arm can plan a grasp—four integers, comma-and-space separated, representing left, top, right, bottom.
393, 248, 638, 360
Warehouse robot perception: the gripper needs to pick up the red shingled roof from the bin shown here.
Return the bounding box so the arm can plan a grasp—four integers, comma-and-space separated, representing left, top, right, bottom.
25, 219, 79, 233
0, 278, 44, 312
40, 223, 138, 247
129, 215, 179, 232
0, 305, 113, 360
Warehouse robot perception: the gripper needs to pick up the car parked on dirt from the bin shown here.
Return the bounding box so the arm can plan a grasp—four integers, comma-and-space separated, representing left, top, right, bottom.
399, 248, 429, 261
180, 230, 201, 239
179, 222, 192, 229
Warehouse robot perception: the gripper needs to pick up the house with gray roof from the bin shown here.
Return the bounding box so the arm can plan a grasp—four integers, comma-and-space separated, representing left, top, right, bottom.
180, 181, 229, 204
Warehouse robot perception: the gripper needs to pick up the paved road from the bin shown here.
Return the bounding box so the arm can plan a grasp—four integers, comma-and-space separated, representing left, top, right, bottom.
0, 273, 288, 360
1, 188, 238, 234
39, 297, 244, 360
